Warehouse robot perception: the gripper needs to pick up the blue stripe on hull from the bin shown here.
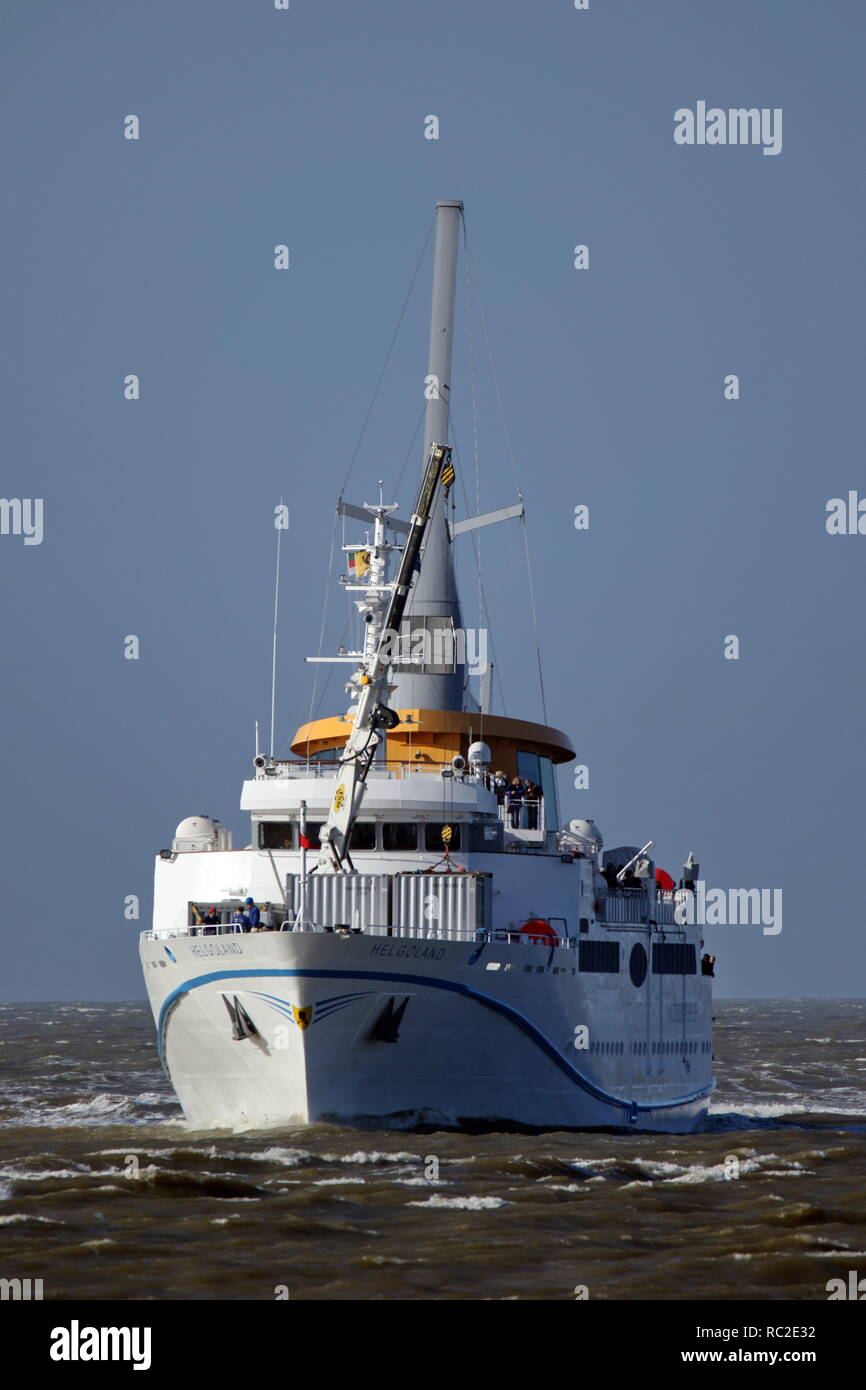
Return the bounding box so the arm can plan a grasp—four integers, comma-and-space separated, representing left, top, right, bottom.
157, 966, 714, 1119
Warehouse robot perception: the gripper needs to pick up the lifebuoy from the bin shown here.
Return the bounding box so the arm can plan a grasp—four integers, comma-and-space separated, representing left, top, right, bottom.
519, 918, 559, 945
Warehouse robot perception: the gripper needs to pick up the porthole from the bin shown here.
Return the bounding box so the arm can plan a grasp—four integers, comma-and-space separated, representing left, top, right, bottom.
629, 942, 648, 988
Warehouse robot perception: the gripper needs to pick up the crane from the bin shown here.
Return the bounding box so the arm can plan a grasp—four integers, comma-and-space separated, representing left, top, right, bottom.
317, 441, 453, 872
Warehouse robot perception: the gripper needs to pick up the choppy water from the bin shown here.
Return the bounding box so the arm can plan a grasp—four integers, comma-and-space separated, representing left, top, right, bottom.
0, 1000, 864, 1300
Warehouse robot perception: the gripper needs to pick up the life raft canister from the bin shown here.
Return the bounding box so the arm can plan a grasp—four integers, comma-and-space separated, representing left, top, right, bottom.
519, 918, 559, 945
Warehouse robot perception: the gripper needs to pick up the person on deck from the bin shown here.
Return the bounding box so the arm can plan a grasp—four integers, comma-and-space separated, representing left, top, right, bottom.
507, 777, 524, 828
243, 897, 260, 930
525, 780, 540, 830
230, 908, 250, 932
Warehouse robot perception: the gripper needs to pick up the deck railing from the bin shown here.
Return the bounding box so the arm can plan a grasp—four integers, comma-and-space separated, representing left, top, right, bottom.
140, 922, 576, 947
255, 760, 495, 783
496, 798, 544, 833
598, 888, 680, 926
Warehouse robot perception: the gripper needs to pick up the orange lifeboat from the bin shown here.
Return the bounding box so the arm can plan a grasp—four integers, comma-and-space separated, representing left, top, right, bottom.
519, 918, 559, 945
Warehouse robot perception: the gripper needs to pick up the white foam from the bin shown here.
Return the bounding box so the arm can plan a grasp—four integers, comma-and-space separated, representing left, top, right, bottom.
0, 1213, 58, 1226
805, 1249, 866, 1259
0, 1168, 91, 1183
313, 1177, 368, 1186
244, 1147, 315, 1167
323, 1150, 421, 1165
408, 1195, 506, 1210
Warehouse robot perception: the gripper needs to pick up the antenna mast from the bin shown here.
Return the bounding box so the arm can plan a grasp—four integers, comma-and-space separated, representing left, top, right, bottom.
270, 498, 284, 757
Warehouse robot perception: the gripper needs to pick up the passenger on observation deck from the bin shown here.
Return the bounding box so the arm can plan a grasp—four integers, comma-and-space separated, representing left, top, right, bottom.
525, 780, 541, 829
507, 777, 524, 827
244, 897, 260, 930
230, 908, 250, 932
202, 907, 220, 934
493, 770, 508, 803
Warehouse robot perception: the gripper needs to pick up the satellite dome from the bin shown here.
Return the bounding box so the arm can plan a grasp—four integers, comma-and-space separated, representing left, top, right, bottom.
467, 741, 492, 767
557, 818, 603, 858
568, 818, 603, 849
172, 816, 220, 852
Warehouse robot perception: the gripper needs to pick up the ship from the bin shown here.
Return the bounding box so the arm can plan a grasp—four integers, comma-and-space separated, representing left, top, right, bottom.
140, 200, 715, 1132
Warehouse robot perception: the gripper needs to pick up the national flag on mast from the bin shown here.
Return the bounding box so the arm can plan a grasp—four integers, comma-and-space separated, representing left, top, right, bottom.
348, 549, 371, 579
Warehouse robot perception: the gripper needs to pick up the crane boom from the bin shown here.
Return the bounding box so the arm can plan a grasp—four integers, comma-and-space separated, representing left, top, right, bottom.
317, 442, 453, 872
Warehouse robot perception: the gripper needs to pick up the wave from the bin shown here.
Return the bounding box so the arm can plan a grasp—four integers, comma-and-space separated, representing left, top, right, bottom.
407, 1194, 507, 1210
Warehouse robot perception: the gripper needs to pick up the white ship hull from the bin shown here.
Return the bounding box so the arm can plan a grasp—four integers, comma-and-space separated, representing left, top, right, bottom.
141, 929, 713, 1133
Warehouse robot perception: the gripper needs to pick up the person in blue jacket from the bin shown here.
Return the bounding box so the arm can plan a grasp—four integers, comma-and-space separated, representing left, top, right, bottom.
244, 897, 260, 930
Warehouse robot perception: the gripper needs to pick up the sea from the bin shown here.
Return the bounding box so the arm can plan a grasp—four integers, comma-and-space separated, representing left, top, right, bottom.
1, 999, 864, 1302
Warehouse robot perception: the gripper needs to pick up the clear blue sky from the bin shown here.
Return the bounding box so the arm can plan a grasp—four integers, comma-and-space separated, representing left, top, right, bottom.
2, 1, 864, 998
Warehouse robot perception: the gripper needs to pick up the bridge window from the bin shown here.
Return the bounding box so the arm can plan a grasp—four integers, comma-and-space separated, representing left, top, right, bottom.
652, 943, 696, 975
516, 751, 560, 827
348, 822, 376, 850
259, 822, 294, 850
383, 822, 418, 851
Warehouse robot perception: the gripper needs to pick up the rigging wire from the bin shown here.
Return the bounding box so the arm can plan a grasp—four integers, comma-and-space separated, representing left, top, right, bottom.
462, 216, 484, 738
298, 217, 434, 757
389, 400, 427, 505
337, 215, 435, 504
449, 419, 508, 719
462, 218, 549, 724
310, 606, 355, 718
298, 506, 340, 759
269, 496, 284, 757
521, 512, 549, 725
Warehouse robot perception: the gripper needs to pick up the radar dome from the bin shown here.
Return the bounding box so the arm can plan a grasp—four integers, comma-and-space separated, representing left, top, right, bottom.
173, 816, 220, 852
467, 741, 492, 768
568, 818, 603, 849
557, 818, 603, 859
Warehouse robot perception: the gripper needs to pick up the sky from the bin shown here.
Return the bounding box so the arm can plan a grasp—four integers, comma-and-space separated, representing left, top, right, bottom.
1, 0, 864, 999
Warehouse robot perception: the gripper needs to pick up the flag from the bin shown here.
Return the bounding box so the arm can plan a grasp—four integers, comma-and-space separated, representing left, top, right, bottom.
348, 549, 371, 579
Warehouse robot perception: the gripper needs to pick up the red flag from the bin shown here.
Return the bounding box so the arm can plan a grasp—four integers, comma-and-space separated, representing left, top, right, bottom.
299, 833, 311, 850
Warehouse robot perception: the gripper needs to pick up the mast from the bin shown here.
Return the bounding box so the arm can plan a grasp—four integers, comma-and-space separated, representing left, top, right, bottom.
424, 200, 461, 466
390, 199, 468, 712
